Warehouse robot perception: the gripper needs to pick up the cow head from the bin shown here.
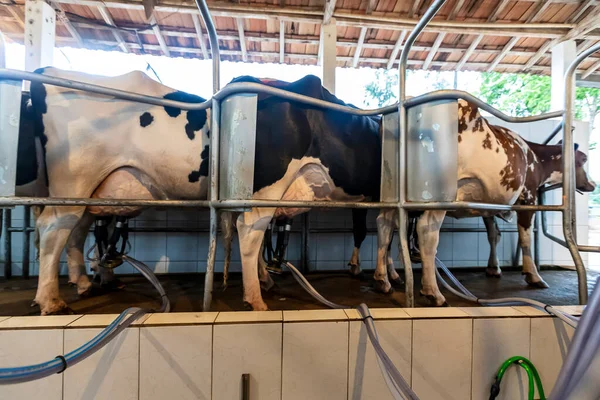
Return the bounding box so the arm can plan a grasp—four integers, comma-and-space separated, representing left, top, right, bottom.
546, 141, 596, 192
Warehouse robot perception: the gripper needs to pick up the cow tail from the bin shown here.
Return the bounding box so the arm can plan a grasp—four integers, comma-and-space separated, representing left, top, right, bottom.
220, 211, 235, 290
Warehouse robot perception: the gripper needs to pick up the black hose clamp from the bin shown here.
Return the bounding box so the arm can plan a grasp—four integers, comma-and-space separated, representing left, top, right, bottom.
55, 355, 68, 374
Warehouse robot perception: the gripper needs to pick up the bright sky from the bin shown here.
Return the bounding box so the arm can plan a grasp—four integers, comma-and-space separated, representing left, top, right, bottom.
5, 42, 481, 106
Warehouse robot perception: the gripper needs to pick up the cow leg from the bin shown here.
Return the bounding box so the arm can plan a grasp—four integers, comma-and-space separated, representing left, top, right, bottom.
66, 212, 94, 296
258, 240, 275, 292
32, 205, 43, 261
483, 216, 502, 278
34, 206, 85, 315
386, 231, 403, 288
418, 210, 448, 307
518, 212, 549, 288
220, 211, 234, 290
374, 210, 397, 294
237, 208, 276, 311
349, 208, 368, 278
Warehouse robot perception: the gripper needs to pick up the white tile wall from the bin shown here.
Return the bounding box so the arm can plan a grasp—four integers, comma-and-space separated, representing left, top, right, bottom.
0, 311, 597, 400
471, 318, 530, 400
348, 319, 412, 400
412, 318, 473, 400
213, 322, 283, 400
139, 325, 212, 400
0, 329, 63, 400
282, 320, 349, 400
63, 327, 140, 400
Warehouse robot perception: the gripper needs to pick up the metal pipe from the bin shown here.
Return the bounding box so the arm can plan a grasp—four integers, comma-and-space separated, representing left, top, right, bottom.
3, 209, 11, 279
301, 213, 309, 273
203, 98, 221, 311
534, 211, 541, 267
22, 206, 30, 279
397, 0, 447, 308
194, 0, 220, 92
542, 121, 565, 145
404, 90, 564, 123
0, 32, 6, 69
562, 42, 600, 304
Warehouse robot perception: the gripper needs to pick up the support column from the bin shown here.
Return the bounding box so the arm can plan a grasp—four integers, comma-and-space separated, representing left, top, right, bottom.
551, 40, 576, 111
321, 18, 336, 94
24, 0, 55, 90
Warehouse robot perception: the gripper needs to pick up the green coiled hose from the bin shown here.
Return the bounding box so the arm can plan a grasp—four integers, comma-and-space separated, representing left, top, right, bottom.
489, 356, 545, 400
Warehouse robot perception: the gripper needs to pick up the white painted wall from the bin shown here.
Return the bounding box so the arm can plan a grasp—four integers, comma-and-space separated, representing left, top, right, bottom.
0, 119, 591, 276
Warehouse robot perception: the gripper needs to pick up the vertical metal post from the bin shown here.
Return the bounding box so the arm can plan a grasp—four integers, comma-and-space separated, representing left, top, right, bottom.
561, 43, 600, 304
321, 19, 337, 94
203, 99, 221, 311
194, 0, 220, 93
24, 0, 56, 91
195, 0, 221, 311
23, 206, 31, 279
397, 0, 447, 308
3, 209, 11, 279
534, 211, 541, 267
301, 213, 309, 272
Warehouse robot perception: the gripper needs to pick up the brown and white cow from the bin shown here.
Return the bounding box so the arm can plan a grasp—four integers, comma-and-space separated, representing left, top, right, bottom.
374, 99, 596, 306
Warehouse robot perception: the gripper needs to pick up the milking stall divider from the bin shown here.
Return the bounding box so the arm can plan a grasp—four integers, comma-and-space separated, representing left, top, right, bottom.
0, 0, 600, 397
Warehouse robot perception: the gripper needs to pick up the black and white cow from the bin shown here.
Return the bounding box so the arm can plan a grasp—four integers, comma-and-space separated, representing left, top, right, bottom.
19, 68, 389, 313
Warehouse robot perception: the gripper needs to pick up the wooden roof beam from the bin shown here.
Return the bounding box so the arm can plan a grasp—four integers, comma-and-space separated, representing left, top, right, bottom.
409, 0, 422, 18
523, 3, 600, 71
4, 5, 24, 28
236, 17, 247, 62
386, 29, 406, 70
487, 1, 550, 72
488, 0, 511, 22
424, 0, 465, 71
279, 19, 285, 63
455, 34, 482, 71
352, 27, 367, 68
191, 14, 209, 59
323, 0, 337, 25
582, 59, 600, 79
149, 15, 170, 56
366, 0, 377, 14
97, 5, 129, 53
50, 1, 84, 47
570, 0, 596, 23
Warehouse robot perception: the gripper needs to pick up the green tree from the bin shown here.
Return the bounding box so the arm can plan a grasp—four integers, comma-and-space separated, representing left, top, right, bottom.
363, 70, 399, 107
477, 72, 600, 132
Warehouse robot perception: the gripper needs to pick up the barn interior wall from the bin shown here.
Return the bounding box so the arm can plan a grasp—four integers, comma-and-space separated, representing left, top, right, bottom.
0, 120, 591, 277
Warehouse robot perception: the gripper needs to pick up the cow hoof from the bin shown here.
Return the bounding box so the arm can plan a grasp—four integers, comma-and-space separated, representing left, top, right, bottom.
40, 300, 72, 316
485, 267, 502, 278
373, 280, 393, 294
390, 277, 405, 288
420, 292, 448, 307
349, 271, 367, 281
243, 301, 269, 311
525, 275, 550, 289
409, 252, 422, 264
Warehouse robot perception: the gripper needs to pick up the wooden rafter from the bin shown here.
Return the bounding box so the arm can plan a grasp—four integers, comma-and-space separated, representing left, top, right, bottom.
236, 17, 247, 62
279, 19, 285, 63
50, 1, 84, 47
97, 5, 129, 53
4, 5, 24, 28
455, 34, 481, 71
352, 27, 367, 68
149, 14, 170, 56
386, 29, 407, 70
323, 0, 337, 25
570, 0, 596, 23
583, 59, 600, 79
366, 0, 377, 14
191, 14, 209, 59
423, 0, 465, 70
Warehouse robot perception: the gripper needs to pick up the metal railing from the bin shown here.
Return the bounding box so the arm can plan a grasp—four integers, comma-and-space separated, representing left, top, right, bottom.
0, 0, 598, 308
